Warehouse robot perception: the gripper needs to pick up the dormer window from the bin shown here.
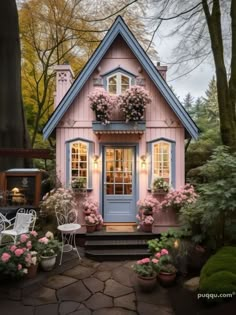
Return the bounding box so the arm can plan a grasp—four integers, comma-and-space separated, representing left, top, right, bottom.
102, 67, 136, 95
107, 73, 131, 95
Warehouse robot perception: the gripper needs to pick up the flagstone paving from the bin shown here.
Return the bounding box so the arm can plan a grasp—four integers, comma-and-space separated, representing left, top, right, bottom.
0, 255, 175, 315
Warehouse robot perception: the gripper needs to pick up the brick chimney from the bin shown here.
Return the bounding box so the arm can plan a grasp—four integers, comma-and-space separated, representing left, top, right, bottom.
54, 64, 74, 108
156, 62, 167, 80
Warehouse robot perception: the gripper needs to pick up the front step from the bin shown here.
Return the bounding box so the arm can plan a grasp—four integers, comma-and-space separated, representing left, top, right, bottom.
84, 230, 160, 261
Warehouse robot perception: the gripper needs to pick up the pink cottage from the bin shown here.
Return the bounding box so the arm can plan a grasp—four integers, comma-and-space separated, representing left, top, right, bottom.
43, 16, 198, 229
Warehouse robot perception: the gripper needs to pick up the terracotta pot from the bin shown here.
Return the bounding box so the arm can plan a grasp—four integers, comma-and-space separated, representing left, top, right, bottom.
40, 255, 57, 271
141, 223, 152, 233
137, 273, 157, 292
157, 272, 176, 286
96, 223, 103, 231
26, 264, 38, 279
86, 224, 96, 233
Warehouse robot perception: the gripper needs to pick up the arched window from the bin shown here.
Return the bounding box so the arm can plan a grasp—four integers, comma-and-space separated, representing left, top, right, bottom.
147, 138, 176, 189
107, 72, 131, 95
66, 138, 94, 189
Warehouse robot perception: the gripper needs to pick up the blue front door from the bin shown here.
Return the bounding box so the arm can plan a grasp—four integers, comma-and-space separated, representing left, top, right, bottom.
103, 146, 136, 222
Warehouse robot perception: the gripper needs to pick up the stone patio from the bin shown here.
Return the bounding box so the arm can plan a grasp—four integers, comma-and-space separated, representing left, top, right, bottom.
0, 251, 175, 315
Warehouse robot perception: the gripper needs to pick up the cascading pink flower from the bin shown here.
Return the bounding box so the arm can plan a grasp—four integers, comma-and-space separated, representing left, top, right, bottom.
1, 252, 11, 262
20, 234, 29, 243
15, 248, 24, 257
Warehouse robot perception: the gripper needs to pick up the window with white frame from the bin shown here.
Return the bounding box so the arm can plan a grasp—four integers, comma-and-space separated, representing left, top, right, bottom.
152, 141, 171, 184
70, 141, 88, 187
107, 72, 131, 95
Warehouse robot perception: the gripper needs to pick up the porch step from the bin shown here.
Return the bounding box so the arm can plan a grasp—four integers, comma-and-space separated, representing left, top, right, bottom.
84, 231, 160, 261
85, 248, 149, 261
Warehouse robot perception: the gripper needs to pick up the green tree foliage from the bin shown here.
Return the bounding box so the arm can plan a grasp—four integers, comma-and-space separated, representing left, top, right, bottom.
180, 147, 236, 249
186, 77, 221, 176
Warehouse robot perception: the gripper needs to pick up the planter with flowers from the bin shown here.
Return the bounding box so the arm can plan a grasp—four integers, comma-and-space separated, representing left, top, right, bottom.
96, 214, 104, 231
152, 177, 170, 194
118, 85, 151, 122
71, 177, 86, 194
136, 214, 154, 232
84, 214, 99, 233
136, 196, 159, 232
132, 257, 159, 292
154, 249, 177, 286
37, 231, 61, 271
88, 88, 114, 125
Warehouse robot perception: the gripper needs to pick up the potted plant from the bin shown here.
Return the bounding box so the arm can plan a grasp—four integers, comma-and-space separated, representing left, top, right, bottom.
152, 177, 170, 194
118, 85, 151, 122
84, 214, 99, 233
137, 196, 159, 215
132, 257, 158, 292
37, 231, 61, 271
96, 214, 104, 231
71, 177, 86, 193
136, 213, 154, 232
154, 249, 177, 286
82, 198, 99, 216
88, 88, 115, 125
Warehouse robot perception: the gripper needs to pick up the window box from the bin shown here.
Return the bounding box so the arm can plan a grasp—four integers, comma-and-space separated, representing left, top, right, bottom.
92, 120, 146, 135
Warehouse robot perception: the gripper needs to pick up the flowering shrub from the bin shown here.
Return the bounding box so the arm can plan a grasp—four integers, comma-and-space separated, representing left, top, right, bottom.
37, 231, 61, 257
40, 188, 76, 216
152, 177, 170, 192
137, 196, 159, 213
161, 184, 198, 211
84, 213, 99, 226
88, 88, 115, 124
0, 244, 34, 279
118, 85, 151, 122
132, 257, 158, 277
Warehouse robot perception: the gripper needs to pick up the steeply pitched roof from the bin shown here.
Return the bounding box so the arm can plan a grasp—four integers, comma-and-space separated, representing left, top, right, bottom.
43, 16, 198, 140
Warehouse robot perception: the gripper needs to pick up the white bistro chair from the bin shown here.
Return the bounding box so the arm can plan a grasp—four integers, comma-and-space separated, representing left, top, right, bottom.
0, 208, 37, 244
55, 209, 81, 265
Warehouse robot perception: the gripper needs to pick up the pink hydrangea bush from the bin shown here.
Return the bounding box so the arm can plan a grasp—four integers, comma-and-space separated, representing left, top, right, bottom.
88, 88, 115, 125
0, 244, 34, 279
161, 184, 198, 211
84, 213, 99, 226
153, 248, 177, 274
118, 85, 151, 122
82, 198, 99, 215
37, 232, 61, 257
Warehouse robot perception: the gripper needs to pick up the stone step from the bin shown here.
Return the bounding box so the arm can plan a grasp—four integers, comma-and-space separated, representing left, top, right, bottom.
85, 239, 148, 249
85, 248, 149, 261
84, 230, 159, 241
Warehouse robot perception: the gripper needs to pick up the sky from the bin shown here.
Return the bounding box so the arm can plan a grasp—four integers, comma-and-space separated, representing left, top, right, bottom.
154, 40, 215, 102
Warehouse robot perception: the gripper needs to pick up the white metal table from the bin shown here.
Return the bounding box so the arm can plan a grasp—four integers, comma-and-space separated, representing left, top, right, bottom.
57, 223, 81, 265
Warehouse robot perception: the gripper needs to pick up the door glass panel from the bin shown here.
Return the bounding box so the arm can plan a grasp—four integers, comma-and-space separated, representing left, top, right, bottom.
105, 147, 133, 195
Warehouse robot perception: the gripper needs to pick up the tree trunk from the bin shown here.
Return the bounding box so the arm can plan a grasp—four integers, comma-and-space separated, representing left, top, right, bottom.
0, 0, 30, 171
202, 0, 236, 151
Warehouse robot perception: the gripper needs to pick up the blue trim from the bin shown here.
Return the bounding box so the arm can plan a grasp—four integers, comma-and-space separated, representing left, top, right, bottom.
92, 121, 146, 132
101, 66, 136, 78
147, 138, 176, 190
43, 16, 198, 140
66, 137, 94, 190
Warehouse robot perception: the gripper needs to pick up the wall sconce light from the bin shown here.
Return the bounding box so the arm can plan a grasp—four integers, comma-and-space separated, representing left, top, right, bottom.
94, 155, 99, 169
141, 155, 146, 169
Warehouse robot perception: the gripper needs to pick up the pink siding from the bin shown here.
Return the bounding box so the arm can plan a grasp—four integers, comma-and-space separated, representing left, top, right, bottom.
55, 36, 186, 209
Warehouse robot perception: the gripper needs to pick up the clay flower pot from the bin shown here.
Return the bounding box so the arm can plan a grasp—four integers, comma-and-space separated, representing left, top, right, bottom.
157, 272, 176, 286
86, 224, 96, 233
26, 264, 38, 279
141, 223, 152, 233
136, 273, 157, 292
